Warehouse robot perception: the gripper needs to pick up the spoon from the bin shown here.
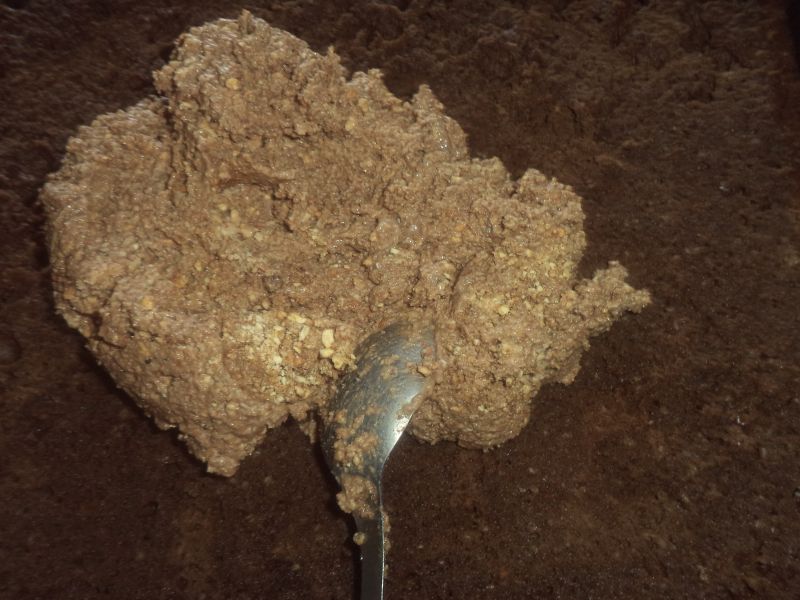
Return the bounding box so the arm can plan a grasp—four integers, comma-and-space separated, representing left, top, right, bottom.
321, 321, 435, 600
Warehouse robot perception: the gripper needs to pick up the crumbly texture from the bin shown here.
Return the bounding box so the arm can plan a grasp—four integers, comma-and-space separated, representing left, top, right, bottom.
6, 1, 800, 598
42, 12, 649, 476
332, 431, 379, 474
337, 473, 378, 520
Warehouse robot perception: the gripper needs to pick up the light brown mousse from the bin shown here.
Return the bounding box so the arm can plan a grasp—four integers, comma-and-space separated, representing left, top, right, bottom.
42, 12, 650, 478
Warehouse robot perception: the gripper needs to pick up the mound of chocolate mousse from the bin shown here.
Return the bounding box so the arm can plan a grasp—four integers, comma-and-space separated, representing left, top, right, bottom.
42, 11, 650, 477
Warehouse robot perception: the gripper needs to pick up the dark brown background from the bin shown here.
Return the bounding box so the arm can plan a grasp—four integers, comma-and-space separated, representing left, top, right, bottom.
2, 1, 799, 598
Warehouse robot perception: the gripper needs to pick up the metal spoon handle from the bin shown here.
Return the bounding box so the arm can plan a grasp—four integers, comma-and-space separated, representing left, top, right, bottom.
355, 511, 386, 600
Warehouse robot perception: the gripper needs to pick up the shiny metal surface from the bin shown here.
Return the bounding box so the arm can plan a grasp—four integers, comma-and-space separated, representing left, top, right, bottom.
321, 321, 435, 600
